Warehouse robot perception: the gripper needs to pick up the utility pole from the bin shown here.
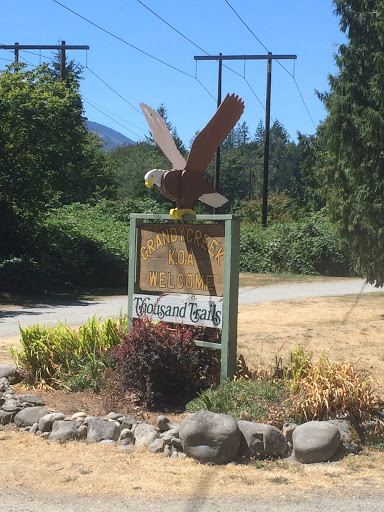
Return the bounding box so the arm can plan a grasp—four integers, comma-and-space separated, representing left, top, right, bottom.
14, 42, 19, 63
1, 43, 89, 81
60, 40, 66, 81
214, 53, 223, 213
194, 53, 297, 226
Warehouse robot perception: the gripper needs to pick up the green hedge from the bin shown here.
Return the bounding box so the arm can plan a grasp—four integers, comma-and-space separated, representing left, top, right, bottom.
240, 212, 352, 276
0, 199, 164, 292
1, 202, 354, 293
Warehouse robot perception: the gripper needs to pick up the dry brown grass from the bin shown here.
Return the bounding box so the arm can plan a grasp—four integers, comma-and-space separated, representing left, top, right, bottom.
0, 430, 384, 499
1, 287, 384, 499
238, 273, 358, 288
237, 292, 384, 385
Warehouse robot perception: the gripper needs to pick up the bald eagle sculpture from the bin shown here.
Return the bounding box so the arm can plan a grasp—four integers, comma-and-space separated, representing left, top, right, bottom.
140, 93, 244, 219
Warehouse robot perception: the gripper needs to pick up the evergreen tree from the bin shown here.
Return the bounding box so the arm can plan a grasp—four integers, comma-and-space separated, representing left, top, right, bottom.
254, 120, 265, 145
146, 104, 186, 155
318, 0, 384, 285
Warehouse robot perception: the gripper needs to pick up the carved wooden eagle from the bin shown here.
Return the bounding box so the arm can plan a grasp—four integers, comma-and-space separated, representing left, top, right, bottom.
140, 93, 244, 219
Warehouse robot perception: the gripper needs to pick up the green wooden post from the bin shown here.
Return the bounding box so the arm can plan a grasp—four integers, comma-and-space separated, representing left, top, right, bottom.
127, 215, 142, 328
220, 217, 240, 381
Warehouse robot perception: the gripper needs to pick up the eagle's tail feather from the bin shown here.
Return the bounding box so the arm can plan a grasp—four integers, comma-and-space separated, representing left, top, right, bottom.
198, 192, 228, 208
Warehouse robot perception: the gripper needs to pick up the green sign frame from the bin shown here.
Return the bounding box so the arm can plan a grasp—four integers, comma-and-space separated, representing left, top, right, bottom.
128, 213, 239, 382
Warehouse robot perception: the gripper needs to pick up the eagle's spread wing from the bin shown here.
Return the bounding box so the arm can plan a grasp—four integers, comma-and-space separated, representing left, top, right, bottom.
140, 103, 187, 170
185, 94, 244, 174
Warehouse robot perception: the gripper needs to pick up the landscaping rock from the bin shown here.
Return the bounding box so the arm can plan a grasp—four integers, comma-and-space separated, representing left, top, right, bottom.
2, 398, 22, 413
71, 412, 87, 421
17, 394, 44, 406
29, 423, 39, 434
163, 445, 172, 458
149, 438, 165, 453
39, 413, 66, 433
120, 415, 139, 430
327, 419, 362, 454
0, 366, 17, 380
0, 410, 15, 425
14, 406, 50, 428
87, 417, 120, 443
0, 377, 10, 393
238, 420, 287, 458
161, 428, 180, 444
78, 425, 88, 439
134, 423, 159, 447
179, 410, 241, 465
282, 423, 298, 444
118, 429, 134, 445
105, 412, 124, 421
49, 420, 81, 442
157, 415, 180, 432
292, 421, 341, 463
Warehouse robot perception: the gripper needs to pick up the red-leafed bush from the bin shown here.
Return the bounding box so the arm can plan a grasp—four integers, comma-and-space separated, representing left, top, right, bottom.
112, 318, 220, 407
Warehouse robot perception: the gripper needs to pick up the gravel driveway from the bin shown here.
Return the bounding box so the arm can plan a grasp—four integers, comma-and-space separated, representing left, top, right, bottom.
1, 489, 384, 512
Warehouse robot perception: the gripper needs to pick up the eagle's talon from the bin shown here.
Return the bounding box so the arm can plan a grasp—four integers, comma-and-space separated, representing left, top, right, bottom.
169, 208, 196, 219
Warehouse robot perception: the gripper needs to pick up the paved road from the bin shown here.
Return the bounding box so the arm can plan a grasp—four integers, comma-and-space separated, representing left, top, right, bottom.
1, 489, 384, 512
0, 279, 383, 338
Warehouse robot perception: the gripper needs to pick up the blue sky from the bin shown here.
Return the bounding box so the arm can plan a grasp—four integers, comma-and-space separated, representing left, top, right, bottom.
1, 0, 346, 146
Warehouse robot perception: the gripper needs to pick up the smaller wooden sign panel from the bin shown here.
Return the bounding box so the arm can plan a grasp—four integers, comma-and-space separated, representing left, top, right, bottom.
133, 293, 223, 329
138, 223, 225, 296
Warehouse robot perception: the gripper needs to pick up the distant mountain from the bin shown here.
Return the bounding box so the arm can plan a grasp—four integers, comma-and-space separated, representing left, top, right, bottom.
86, 120, 136, 150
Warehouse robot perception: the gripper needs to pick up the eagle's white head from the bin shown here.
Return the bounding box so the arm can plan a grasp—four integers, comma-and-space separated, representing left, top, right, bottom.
144, 169, 165, 188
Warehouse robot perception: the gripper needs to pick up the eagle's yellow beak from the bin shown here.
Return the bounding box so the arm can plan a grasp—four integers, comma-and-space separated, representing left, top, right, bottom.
145, 177, 155, 188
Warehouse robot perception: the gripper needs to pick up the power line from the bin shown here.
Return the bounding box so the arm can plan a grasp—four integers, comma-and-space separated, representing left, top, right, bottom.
85, 67, 144, 116
83, 97, 142, 140
223, 0, 269, 52
82, 94, 146, 133
293, 77, 316, 130
52, 0, 195, 79
137, 0, 208, 55
223, 0, 316, 130
20, 49, 55, 61
136, 0, 265, 109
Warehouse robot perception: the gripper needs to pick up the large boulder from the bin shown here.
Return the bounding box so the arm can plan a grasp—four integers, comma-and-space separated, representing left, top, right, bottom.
134, 423, 159, 447
49, 420, 82, 442
292, 421, 341, 463
14, 406, 50, 427
87, 417, 120, 443
179, 410, 241, 465
237, 420, 287, 458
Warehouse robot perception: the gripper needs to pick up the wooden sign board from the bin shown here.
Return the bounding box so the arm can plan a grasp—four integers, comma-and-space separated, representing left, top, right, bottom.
133, 294, 223, 328
138, 223, 225, 296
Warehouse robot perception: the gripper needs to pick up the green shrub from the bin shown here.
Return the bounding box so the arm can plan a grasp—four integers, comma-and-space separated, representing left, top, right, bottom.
187, 378, 285, 422
10, 315, 126, 391
112, 317, 220, 407
0, 198, 166, 293
240, 191, 294, 225
240, 211, 352, 276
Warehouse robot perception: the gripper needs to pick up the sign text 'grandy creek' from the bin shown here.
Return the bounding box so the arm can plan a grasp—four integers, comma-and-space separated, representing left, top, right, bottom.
138, 224, 225, 296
